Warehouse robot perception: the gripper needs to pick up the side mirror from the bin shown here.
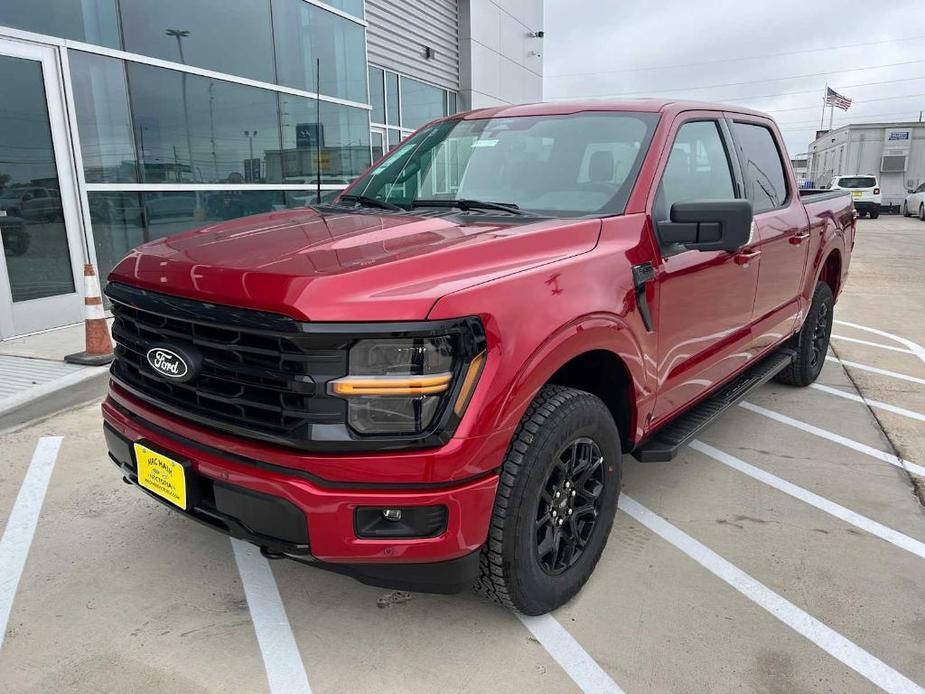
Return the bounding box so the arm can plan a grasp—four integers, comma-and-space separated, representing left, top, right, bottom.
658, 200, 753, 253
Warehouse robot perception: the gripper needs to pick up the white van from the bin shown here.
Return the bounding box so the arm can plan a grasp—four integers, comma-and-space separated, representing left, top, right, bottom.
829, 175, 881, 218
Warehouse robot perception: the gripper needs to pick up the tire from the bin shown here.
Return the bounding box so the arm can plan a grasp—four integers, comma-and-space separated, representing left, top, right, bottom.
920, 204, 925, 222
474, 385, 622, 615
775, 282, 835, 387
869, 209, 879, 219
903, 202, 910, 217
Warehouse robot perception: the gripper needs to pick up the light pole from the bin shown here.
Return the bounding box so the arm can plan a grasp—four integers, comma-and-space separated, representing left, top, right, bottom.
166, 29, 195, 183
244, 130, 258, 181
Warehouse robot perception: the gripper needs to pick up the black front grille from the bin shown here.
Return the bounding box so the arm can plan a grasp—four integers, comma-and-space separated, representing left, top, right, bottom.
107, 282, 348, 448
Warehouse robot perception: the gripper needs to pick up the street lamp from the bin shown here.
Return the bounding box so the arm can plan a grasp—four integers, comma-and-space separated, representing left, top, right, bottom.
165, 29, 194, 182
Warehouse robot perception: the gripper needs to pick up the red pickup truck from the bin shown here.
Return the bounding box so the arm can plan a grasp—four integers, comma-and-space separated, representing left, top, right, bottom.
102, 100, 854, 615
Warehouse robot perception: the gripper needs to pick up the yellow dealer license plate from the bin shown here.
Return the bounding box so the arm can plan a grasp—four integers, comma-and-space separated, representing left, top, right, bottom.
851, 191, 863, 198
134, 443, 187, 510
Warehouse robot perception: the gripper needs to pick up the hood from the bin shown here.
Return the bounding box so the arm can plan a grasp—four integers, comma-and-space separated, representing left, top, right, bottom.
108, 207, 602, 321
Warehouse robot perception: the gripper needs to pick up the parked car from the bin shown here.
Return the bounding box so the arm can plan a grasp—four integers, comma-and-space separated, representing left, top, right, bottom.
829, 174, 880, 218
21, 187, 63, 223
102, 100, 854, 615
0, 214, 30, 256
0, 186, 56, 219
902, 182, 925, 220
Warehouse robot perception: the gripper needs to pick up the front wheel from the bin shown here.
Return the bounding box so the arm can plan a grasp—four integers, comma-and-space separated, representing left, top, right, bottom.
474, 385, 622, 615
776, 282, 834, 387
920, 204, 925, 222
903, 202, 911, 217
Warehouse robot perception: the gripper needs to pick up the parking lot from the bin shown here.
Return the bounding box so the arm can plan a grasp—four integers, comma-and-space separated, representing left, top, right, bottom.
0, 216, 923, 694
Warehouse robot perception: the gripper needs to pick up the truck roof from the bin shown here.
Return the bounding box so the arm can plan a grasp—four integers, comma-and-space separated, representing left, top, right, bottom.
459, 99, 771, 121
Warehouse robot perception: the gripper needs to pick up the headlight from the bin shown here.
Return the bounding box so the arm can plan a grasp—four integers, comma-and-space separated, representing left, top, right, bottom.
329, 333, 485, 436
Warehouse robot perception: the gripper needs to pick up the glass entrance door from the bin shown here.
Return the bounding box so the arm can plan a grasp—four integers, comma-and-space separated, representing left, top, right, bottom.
0, 39, 84, 338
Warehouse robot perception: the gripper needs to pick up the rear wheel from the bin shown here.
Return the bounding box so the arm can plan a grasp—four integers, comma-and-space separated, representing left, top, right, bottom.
869, 208, 880, 219
776, 282, 834, 387
474, 385, 622, 615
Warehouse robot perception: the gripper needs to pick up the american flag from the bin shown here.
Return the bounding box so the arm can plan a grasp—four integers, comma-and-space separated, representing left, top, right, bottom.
825, 86, 852, 111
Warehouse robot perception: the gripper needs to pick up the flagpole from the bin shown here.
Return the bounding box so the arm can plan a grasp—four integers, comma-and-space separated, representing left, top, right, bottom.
829, 100, 835, 130
821, 83, 827, 131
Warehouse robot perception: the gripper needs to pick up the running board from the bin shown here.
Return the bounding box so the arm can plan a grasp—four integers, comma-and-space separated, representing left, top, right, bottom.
631, 349, 796, 463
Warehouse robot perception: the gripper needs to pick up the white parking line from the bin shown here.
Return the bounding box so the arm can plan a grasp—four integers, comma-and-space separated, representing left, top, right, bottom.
619, 495, 925, 694
826, 356, 925, 387
690, 440, 925, 560
831, 335, 914, 354
833, 320, 925, 365
739, 401, 925, 478
231, 539, 312, 694
0, 436, 62, 652
810, 383, 925, 423
517, 614, 624, 694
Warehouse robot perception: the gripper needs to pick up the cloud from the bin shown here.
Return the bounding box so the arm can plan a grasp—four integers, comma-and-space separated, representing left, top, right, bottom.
544, 0, 925, 155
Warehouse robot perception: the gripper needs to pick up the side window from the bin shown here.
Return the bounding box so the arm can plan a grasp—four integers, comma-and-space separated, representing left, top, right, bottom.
917, 183, 925, 193
655, 120, 735, 222
731, 122, 788, 213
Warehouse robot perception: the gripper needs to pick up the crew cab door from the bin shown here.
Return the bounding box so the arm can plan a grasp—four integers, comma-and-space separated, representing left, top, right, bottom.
726, 116, 810, 349
647, 115, 760, 427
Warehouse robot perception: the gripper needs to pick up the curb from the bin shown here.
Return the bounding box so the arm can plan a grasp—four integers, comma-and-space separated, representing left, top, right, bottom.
0, 366, 110, 433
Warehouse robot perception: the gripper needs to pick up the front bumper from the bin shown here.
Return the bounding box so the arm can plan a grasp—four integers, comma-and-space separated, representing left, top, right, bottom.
102, 394, 500, 594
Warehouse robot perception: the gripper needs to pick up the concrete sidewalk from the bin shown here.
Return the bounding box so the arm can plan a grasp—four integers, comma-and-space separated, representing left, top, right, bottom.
0, 321, 111, 432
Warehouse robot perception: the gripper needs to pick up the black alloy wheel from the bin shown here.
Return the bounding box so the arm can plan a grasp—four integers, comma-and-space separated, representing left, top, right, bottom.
535, 437, 606, 575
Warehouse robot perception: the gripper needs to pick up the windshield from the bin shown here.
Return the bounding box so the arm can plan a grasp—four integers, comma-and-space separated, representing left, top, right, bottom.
347, 111, 660, 218
836, 176, 876, 189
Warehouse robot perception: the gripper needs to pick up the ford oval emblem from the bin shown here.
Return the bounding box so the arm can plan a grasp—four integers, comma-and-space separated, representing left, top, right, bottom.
146, 347, 190, 380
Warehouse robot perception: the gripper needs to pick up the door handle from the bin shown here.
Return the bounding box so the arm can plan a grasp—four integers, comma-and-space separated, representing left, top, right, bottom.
733, 249, 761, 266
789, 231, 811, 245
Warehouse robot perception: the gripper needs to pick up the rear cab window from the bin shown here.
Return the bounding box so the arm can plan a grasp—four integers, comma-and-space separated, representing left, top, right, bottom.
835, 176, 877, 189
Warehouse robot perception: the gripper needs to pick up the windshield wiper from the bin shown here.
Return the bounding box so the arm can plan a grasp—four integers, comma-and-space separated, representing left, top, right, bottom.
410, 198, 531, 216
337, 194, 405, 212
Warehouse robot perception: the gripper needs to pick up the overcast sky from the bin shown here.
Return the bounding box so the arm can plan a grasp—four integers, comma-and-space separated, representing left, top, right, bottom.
543, 0, 925, 156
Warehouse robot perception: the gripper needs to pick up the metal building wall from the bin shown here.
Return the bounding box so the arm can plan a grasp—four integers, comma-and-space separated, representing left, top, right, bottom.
810, 123, 925, 206
366, 0, 460, 90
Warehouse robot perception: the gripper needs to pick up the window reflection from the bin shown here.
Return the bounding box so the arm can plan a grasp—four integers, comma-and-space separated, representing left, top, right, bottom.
386, 72, 400, 127
369, 67, 385, 124
119, 0, 275, 83
272, 0, 367, 103
0, 55, 75, 301
69, 52, 138, 183
128, 63, 281, 184
400, 77, 445, 130
0, 0, 120, 48
275, 96, 371, 185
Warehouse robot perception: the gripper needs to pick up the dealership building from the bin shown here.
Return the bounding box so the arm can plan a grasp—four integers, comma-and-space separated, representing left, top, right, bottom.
0, 0, 544, 339
807, 121, 925, 208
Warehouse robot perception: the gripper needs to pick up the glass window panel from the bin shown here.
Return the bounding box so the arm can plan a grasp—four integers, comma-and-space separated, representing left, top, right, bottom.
128, 63, 281, 184
0, 55, 75, 301
0, 0, 120, 48
119, 0, 275, 83
400, 77, 445, 130
447, 91, 457, 116
272, 0, 367, 103
731, 122, 789, 213
657, 121, 735, 222
276, 96, 371, 185
370, 130, 384, 164
387, 129, 402, 152
89, 192, 144, 285
318, 0, 364, 17
369, 66, 385, 124
386, 72, 399, 127
69, 52, 137, 183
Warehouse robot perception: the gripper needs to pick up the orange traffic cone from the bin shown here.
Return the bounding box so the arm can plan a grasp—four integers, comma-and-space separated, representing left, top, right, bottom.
64, 264, 114, 366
